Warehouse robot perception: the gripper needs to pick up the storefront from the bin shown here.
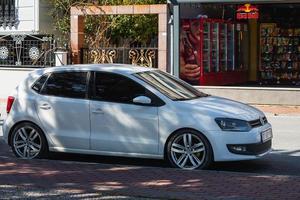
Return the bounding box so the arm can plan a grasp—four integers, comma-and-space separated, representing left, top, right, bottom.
169, 0, 300, 86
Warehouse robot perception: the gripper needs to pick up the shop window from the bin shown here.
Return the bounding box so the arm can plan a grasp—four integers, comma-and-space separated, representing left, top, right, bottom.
259, 4, 300, 86
259, 23, 300, 85
0, 0, 18, 28
180, 17, 249, 86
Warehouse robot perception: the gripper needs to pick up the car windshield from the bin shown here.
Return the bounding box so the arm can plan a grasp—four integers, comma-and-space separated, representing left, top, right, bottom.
134, 70, 209, 101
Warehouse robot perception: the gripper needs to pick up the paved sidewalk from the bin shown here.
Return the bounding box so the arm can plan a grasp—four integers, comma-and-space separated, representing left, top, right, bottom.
0, 151, 300, 200
254, 105, 300, 116
0, 138, 299, 200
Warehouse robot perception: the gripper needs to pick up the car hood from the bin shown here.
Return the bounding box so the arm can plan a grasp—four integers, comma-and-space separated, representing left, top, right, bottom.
178, 96, 264, 121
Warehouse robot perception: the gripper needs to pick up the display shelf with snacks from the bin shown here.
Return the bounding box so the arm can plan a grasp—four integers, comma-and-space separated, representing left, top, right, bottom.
260, 23, 300, 85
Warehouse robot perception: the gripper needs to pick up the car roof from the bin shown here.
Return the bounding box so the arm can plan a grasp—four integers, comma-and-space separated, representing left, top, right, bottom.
39, 64, 156, 75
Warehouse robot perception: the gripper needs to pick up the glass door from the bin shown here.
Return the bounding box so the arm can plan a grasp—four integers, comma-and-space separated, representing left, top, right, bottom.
203, 20, 210, 73
227, 23, 235, 71
219, 22, 227, 72
211, 22, 219, 72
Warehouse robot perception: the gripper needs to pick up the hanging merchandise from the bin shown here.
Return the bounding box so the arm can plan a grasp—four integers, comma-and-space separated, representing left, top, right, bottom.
260, 23, 300, 85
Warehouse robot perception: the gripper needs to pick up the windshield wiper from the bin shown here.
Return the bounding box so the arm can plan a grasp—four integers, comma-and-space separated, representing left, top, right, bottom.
174, 94, 210, 101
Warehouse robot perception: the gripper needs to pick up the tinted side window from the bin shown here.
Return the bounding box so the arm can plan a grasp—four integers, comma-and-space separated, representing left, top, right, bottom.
94, 72, 146, 103
32, 74, 49, 93
42, 72, 87, 99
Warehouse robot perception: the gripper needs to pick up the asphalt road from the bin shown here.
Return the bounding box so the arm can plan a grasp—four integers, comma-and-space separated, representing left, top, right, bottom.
1, 114, 299, 176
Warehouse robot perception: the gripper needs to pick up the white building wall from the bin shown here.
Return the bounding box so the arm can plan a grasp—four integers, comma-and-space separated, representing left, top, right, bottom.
39, 0, 55, 35
0, 0, 54, 34
0, 0, 37, 34
0, 1, 55, 100
0, 69, 32, 97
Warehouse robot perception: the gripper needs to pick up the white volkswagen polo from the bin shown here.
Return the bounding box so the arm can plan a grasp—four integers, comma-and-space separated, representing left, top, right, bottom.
2, 64, 272, 170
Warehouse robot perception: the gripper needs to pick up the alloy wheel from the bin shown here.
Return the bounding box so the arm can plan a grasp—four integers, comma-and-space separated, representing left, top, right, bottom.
170, 133, 206, 170
13, 126, 42, 159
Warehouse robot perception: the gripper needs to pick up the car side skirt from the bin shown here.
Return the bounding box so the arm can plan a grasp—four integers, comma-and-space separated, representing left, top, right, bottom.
49, 147, 164, 160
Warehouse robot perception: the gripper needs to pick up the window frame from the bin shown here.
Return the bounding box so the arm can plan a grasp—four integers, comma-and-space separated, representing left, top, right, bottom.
31, 73, 50, 94
39, 71, 90, 100
134, 70, 209, 101
90, 71, 165, 107
0, 0, 17, 28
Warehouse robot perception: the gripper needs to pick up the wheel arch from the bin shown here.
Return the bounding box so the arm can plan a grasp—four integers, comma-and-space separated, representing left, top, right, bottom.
163, 127, 214, 161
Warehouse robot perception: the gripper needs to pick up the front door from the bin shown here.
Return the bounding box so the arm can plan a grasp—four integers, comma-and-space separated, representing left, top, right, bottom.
90, 72, 159, 155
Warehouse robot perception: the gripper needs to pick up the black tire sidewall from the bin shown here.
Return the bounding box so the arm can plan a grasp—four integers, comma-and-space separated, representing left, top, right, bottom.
166, 129, 213, 170
10, 122, 48, 159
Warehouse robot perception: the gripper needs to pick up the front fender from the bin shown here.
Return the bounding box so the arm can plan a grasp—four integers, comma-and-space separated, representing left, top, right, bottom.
157, 107, 217, 155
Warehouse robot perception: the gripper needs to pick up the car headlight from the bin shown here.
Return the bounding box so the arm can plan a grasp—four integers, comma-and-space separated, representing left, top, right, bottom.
215, 118, 251, 132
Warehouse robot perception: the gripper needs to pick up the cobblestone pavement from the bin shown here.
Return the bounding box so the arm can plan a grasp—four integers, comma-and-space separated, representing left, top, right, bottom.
1, 139, 300, 200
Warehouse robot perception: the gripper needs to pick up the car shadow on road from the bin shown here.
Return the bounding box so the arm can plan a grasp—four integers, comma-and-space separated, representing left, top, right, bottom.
1, 135, 300, 177
1, 148, 300, 200
47, 151, 170, 168
1, 136, 300, 176
46, 148, 300, 176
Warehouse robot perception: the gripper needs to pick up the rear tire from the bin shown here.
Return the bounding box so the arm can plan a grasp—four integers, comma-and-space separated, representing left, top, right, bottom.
166, 129, 213, 170
10, 122, 48, 159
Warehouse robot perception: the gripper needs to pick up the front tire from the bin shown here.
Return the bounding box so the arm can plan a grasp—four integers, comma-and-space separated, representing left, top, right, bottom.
11, 122, 48, 159
166, 129, 213, 170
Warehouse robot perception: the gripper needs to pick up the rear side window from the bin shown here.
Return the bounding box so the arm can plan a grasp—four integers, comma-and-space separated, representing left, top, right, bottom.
41, 72, 88, 99
32, 74, 49, 93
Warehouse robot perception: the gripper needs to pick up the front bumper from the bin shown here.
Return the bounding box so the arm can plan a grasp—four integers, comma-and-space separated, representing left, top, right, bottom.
208, 123, 272, 162
227, 140, 272, 155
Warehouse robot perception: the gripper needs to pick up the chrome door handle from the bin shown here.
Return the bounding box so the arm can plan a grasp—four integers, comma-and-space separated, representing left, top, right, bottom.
40, 104, 51, 110
92, 108, 104, 114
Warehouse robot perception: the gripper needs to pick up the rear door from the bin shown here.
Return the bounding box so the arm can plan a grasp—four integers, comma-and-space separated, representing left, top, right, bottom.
36, 71, 90, 150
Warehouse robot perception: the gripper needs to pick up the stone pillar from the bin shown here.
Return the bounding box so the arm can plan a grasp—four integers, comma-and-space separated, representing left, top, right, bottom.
158, 13, 167, 71
70, 15, 84, 64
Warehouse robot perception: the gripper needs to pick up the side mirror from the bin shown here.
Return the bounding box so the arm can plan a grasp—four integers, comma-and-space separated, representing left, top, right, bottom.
132, 96, 152, 105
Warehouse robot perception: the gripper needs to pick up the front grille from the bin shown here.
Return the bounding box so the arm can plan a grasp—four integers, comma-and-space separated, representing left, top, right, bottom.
249, 119, 262, 128
249, 117, 268, 128
246, 140, 272, 155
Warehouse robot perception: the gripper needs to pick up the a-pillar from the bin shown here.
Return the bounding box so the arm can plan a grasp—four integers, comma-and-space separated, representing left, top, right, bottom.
70, 15, 84, 64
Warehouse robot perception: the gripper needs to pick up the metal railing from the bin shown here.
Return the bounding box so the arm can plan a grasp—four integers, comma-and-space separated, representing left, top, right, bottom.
81, 47, 158, 68
0, 34, 55, 68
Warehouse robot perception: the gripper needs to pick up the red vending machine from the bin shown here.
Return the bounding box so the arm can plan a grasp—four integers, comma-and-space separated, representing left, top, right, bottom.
180, 18, 248, 86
